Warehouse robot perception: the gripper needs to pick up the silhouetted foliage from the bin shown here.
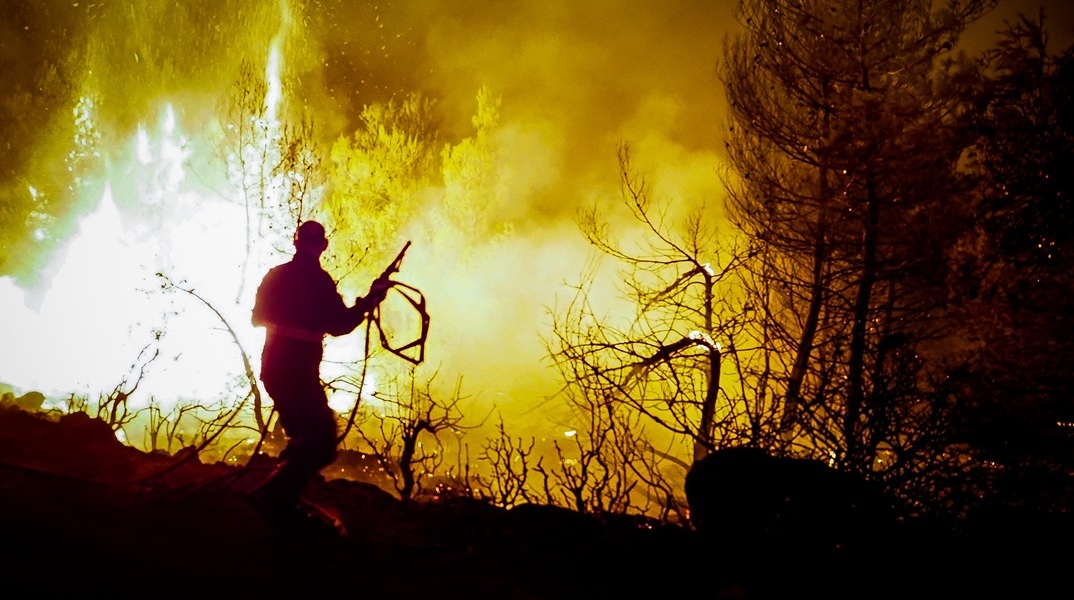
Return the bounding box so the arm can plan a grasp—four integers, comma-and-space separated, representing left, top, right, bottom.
685, 445, 897, 549
952, 10, 1074, 516
549, 144, 753, 514
345, 371, 471, 502
721, 0, 994, 514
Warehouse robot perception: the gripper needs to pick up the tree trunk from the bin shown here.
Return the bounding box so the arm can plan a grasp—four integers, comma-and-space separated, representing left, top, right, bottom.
781, 83, 833, 436
845, 175, 879, 471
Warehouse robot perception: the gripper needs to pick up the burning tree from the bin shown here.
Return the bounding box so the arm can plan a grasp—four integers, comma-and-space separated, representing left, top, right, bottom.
0, 2, 130, 282
323, 86, 510, 291
441, 86, 509, 240
323, 91, 440, 289
218, 58, 324, 301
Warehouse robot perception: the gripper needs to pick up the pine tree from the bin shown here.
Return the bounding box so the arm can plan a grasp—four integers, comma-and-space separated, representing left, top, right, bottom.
722, 0, 993, 489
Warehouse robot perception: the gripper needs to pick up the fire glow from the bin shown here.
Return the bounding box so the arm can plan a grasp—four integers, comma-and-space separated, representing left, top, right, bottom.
0, 0, 740, 445
2, 3, 307, 412
0, 109, 262, 411
0, 3, 380, 418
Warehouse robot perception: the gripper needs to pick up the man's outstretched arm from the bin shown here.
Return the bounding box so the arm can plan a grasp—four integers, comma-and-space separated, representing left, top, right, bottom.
325, 277, 390, 337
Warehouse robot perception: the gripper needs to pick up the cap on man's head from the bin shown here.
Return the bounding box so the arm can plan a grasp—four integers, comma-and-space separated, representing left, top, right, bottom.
295, 220, 327, 247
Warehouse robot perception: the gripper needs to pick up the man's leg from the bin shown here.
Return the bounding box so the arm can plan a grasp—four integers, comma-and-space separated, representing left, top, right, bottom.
255, 377, 338, 511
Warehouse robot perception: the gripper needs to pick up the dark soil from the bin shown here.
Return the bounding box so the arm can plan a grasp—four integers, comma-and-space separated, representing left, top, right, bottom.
0, 405, 1067, 599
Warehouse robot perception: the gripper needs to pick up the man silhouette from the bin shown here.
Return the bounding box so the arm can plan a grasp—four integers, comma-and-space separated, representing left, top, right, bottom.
250, 220, 387, 517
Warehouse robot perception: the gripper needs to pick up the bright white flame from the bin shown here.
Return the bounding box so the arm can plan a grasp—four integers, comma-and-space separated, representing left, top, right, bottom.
0, 188, 159, 399
163, 104, 176, 135
264, 0, 291, 129
136, 127, 151, 164
326, 368, 378, 413
265, 46, 283, 125
158, 104, 189, 191
0, 13, 377, 422
0, 108, 265, 410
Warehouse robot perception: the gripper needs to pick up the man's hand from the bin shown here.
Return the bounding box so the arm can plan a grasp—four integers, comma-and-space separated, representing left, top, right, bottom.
367, 276, 391, 306
362, 241, 410, 312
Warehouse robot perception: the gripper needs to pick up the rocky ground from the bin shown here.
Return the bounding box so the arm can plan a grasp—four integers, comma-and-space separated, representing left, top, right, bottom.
0, 404, 1068, 599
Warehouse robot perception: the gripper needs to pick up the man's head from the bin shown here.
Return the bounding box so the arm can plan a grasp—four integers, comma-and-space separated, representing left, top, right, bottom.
295, 220, 329, 257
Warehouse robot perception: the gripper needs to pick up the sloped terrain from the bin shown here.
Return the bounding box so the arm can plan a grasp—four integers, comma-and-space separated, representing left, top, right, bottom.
0, 405, 713, 598
0, 404, 1068, 599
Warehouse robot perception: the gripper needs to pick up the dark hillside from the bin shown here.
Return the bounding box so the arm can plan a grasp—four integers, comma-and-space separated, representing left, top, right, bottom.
0, 405, 1068, 598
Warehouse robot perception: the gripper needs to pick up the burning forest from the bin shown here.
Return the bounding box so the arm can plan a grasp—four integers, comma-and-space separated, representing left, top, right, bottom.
2, 0, 1073, 597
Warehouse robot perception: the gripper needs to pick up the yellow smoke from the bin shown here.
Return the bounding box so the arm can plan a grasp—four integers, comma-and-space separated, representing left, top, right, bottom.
2, 0, 1058, 449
